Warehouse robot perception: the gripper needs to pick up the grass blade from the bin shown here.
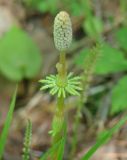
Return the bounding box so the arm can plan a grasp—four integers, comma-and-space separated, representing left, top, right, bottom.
0, 87, 17, 160
39, 134, 66, 160
81, 115, 127, 160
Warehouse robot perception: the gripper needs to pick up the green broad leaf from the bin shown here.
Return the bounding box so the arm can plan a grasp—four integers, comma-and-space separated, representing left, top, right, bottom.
81, 0, 92, 17
111, 75, 127, 114
0, 26, 42, 81
115, 27, 127, 51
74, 48, 90, 67
48, 0, 58, 15
95, 44, 127, 74
0, 87, 17, 160
70, 1, 84, 16
83, 17, 103, 38
80, 115, 127, 160
75, 43, 127, 74
37, 1, 49, 13
37, 0, 58, 14
23, 0, 58, 14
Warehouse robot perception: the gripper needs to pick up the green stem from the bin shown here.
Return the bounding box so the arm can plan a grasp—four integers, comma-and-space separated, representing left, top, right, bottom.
52, 52, 67, 159
59, 52, 67, 78
52, 96, 65, 144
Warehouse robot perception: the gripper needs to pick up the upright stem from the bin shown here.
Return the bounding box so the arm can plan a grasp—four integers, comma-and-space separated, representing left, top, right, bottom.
52, 96, 65, 144
57, 52, 67, 79
52, 52, 67, 159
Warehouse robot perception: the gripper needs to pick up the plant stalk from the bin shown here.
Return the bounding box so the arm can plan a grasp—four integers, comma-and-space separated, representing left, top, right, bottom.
52, 52, 67, 159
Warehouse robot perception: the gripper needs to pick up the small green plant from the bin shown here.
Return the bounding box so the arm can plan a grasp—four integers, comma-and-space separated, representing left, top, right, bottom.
22, 120, 32, 160
0, 87, 17, 160
70, 42, 102, 159
39, 11, 82, 159
75, 41, 127, 116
